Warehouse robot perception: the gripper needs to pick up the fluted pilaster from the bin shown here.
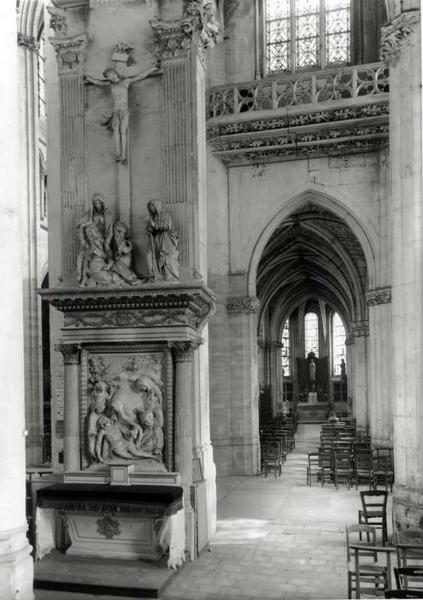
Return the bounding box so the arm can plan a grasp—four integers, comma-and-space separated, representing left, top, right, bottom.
56, 343, 81, 472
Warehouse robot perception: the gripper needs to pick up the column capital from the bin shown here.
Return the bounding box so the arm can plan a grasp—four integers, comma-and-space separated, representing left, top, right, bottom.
55, 343, 81, 364
380, 9, 420, 64
170, 341, 200, 361
151, 0, 220, 60
366, 286, 392, 306
50, 32, 88, 74
17, 33, 39, 52
350, 321, 369, 339
226, 296, 260, 314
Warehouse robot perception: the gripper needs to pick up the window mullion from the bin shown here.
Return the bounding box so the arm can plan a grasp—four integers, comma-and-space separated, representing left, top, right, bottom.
290, 0, 296, 72
320, 0, 326, 69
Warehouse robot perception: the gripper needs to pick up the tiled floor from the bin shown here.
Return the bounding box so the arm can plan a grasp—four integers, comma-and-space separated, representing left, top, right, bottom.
35, 423, 392, 600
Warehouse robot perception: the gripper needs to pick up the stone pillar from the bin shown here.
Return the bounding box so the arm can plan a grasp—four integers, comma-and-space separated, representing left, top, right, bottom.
173, 342, 195, 559
381, 6, 423, 528
226, 297, 260, 475
50, 32, 88, 285
349, 321, 369, 431
57, 344, 81, 472
345, 336, 354, 416
151, 1, 219, 280
366, 288, 393, 446
0, 3, 34, 597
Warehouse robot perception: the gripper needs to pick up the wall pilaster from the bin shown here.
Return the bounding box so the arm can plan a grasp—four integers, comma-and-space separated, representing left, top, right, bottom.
349, 321, 369, 431
56, 343, 81, 472
50, 32, 88, 284
366, 287, 393, 446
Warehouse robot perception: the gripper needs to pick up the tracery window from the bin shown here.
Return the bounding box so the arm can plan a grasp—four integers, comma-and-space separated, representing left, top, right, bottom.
281, 318, 290, 377
265, 0, 351, 74
332, 311, 346, 375
304, 312, 319, 357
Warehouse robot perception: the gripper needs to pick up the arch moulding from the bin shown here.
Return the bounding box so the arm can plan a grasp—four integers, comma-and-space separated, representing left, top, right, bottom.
247, 188, 378, 297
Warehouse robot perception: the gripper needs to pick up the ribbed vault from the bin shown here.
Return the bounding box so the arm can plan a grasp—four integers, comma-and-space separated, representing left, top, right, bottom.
257, 203, 368, 335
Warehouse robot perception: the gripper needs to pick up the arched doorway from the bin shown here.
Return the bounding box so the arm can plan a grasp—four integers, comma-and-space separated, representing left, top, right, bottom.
256, 201, 369, 427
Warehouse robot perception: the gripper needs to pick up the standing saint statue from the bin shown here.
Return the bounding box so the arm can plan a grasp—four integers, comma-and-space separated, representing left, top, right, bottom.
146, 200, 180, 281
86, 64, 159, 163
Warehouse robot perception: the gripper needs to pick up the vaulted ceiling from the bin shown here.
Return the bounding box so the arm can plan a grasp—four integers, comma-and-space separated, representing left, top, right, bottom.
256, 203, 368, 334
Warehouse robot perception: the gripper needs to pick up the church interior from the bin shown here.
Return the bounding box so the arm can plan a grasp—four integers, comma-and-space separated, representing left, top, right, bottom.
1, 0, 423, 598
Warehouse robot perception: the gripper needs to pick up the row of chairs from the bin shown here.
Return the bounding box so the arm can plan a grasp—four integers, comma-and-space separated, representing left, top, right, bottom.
260, 417, 297, 478
346, 524, 423, 598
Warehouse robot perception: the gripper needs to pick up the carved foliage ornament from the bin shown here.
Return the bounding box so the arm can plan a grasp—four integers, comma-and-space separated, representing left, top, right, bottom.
47, 6, 68, 36
226, 297, 260, 314
56, 343, 81, 364
380, 10, 420, 64
350, 321, 369, 338
17, 33, 39, 52
151, 0, 220, 59
96, 515, 121, 539
50, 33, 88, 73
366, 287, 392, 306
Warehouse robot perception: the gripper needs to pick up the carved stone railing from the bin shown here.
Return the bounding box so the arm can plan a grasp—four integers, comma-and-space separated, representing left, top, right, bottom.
207, 63, 389, 118
206, 63, 389, 165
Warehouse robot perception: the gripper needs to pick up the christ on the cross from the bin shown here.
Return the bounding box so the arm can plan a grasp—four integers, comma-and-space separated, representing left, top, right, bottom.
87, 64, 159, 164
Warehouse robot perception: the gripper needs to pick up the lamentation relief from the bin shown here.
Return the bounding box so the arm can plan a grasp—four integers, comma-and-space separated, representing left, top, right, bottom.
86, 352, 165, 469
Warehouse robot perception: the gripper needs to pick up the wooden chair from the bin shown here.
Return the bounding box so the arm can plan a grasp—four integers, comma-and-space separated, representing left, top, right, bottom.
372, 448, 394, 492
306, 451, 320, 486
354, 448, 374, 489
334, 447, 353, 489
358, 490, 389, 546
396, 529, 423, 570
319, 445, 334, 486
346, 524, 393, 598
394, 566, 423, 592
262, 442, 282, 478
385, 590, 423, 598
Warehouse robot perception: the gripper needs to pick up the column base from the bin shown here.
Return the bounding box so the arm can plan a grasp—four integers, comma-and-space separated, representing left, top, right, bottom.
393, 484, 423, 531
213, 439, 260, 476
193, 443, 217, 548
184, 500, 195, 561
0, 525, 34, 600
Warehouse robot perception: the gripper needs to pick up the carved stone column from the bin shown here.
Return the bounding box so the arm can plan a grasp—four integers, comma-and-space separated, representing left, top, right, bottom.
172, 342, 196, 559
151, 2, 220, 280
366, 287, 393, 446
50, 33, 88, 285
349, 321, 369, 431
56, 344, 81, 472
0, 3, 34, 597
381, 6, 423, 529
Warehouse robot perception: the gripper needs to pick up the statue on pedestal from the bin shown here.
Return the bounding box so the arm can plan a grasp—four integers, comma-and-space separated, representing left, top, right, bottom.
146, 200, 180, 281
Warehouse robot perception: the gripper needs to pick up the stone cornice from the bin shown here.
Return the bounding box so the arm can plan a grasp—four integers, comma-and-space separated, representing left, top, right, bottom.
50, 32, 88, 74
366, 286, 392, 306
17, 33, 39, 52
39, 282, 216, 332
380, 10, 420, 64
151, 0, 220, 59
226, 296, 260, 314
207, 102, 389, 166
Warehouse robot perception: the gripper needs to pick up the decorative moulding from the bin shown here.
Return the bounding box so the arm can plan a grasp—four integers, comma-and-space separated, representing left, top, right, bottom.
226, 296, 260, 314
51, 0, 88, 8
380, 10, 421, 64
50, 32, 88, 73
366, 286, 392, 306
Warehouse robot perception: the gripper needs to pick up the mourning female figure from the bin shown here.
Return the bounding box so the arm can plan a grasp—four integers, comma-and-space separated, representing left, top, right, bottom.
146, 200, 179, 281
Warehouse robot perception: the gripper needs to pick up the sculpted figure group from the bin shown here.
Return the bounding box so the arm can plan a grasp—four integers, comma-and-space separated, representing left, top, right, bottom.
87, 360, 165, 465
77, 194, 179, 287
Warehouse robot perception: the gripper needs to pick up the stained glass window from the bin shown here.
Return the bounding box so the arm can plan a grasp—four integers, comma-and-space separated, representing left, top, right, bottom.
304, 312, 319, 357
281, 318, 290, 377
265, 0, 351, 73
332, 311, 346, 375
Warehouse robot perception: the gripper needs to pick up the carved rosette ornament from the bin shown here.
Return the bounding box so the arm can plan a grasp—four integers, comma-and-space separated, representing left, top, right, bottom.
151, 0, 220, 59
17, 33, 39, 52
226, 296, 260, 314
366, 287, 392, 306
380, 10, 420, 64
50, 33, 88, 73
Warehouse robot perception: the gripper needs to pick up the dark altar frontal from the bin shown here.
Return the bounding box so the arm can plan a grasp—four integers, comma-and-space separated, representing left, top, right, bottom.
39, 283, 216, 582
